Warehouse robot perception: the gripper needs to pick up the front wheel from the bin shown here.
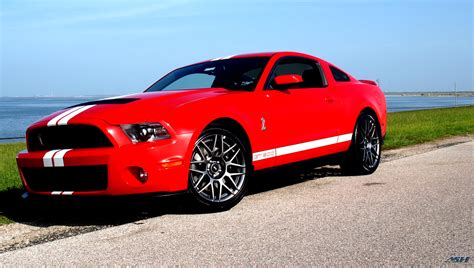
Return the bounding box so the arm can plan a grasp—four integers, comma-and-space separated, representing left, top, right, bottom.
188, 128, 250, 210
341, 113, 382, 175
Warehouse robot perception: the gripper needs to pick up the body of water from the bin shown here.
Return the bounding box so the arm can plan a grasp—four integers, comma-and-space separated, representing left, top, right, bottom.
1, 95, 473, 142
0, 97, 95, 142
386, 95, 473, 112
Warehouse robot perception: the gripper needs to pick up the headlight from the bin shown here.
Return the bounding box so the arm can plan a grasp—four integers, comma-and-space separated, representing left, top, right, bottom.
121, 123, 170, 143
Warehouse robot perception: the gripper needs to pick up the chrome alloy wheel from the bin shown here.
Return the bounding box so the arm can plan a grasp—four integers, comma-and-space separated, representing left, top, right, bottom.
357, 115, 381, 170
189, 133, 247, 203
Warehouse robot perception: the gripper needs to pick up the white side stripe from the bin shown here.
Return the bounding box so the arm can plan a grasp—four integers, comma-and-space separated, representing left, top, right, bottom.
43, 149, 61, 167
52, 149, 72, 167
252, 133, 353, 162
337, 133, 353, 142
51, 191, 62, 195
47, 106, 84, 126
276, 136, 339, 157
57, 105, 95, 125
61, 191, 74, 195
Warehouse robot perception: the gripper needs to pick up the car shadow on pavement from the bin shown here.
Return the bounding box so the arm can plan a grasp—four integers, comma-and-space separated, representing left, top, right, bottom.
0, 155, 344, 228
248, 162, 342, 195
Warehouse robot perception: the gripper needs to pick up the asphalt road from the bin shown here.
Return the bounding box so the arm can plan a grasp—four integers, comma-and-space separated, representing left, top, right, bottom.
1, 141, 472, 266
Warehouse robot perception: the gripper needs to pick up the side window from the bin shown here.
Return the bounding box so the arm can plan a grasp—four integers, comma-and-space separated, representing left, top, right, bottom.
330, 66, 351, 82
267, 57, 326, 89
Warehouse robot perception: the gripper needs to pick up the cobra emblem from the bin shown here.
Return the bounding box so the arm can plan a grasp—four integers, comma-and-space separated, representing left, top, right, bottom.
261, 117, 266, 131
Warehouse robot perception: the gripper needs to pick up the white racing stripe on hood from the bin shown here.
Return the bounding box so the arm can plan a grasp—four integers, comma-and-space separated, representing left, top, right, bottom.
47, 106, 84, 126
57, 105, 95, 125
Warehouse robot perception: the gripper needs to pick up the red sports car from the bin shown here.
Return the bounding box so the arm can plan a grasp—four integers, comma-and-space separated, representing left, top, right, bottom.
17, 51, 386, 209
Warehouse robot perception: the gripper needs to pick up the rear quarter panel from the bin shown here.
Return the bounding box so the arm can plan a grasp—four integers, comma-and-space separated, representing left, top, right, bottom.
335, 82, 387, 139
319, 60, 387, 140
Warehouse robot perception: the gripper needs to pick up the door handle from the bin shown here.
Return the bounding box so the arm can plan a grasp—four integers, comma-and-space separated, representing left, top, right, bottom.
324, 97, 335, 103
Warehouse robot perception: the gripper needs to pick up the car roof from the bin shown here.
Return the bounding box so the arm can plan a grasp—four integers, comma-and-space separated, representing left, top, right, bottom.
209, 51, 321, 61
231, 52, 278, 58
189, 52, 326, 70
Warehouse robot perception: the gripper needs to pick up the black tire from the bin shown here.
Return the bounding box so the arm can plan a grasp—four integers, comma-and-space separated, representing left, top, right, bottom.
188, 128, 251, 210
341, 112, 382, 175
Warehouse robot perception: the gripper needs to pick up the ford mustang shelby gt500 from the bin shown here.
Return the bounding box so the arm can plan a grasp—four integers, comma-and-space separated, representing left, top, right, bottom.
17, 51, 386, 209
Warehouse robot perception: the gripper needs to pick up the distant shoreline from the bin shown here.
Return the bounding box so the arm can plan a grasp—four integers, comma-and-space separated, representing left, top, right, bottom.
384, 91, 474, 97
1, 92, 473, 98
0, 95, 112, 99
1, 104, 473, 143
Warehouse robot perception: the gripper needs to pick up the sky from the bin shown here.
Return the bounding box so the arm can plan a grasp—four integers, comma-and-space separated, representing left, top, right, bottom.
0, 0, 472, 97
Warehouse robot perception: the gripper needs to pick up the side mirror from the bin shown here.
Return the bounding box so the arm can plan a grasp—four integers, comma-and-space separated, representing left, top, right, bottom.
273, 74, 303, 88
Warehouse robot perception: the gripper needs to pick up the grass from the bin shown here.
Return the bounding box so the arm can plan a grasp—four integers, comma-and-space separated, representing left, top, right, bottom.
384, 106, 474, 149
0, 143, 25, 191
0, 143, 26, 224
0, 106, 473, 225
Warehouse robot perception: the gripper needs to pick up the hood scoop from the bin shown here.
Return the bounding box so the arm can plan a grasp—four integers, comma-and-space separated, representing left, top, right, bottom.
68, 98, 140, 108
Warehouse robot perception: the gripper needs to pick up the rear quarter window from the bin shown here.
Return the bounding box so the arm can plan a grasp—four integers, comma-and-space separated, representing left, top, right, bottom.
330, 66, 351, 82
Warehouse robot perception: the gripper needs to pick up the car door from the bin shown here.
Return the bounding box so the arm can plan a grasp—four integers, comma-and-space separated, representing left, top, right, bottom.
261, 56, 341, 165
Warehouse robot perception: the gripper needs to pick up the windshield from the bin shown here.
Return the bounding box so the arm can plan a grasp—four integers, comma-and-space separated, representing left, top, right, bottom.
145, 57, 270, 92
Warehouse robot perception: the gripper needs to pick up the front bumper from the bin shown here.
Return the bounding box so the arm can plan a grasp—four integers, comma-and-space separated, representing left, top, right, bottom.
17, 122, 193, 196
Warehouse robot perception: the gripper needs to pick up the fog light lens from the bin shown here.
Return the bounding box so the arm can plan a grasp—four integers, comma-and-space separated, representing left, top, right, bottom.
130, 167, 148, 183
138, 169, 148, 183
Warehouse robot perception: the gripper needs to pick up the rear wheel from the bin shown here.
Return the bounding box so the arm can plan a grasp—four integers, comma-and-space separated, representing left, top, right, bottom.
341, 112, 381, 175
188, 128, 250, 210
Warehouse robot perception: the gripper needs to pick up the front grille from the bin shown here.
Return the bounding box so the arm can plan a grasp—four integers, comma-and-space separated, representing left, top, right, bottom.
22, 165, 108, 192
27, 125, 113, 151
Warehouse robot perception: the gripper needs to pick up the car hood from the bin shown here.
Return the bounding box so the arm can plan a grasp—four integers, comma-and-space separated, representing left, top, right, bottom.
39, 88, 239, 126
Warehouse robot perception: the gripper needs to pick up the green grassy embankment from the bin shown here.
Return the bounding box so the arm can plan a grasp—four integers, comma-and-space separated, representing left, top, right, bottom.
384, 106, 474, 149
0, 143, 25, 192
0, 106, 473, 224
0, 143, 26, 224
